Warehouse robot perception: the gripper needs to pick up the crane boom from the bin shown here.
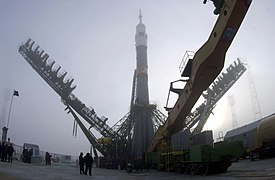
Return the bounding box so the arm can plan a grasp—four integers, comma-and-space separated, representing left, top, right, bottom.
148, 0, 252, 153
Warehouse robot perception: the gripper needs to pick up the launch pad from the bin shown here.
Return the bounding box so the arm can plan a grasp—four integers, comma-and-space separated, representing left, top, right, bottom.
17, 0, 253, 174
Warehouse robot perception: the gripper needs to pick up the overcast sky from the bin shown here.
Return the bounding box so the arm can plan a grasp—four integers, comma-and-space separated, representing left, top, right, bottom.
1, 0, 274, 156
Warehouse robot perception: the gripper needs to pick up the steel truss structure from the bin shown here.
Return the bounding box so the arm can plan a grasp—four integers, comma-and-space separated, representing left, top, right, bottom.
18, 39, 166, 162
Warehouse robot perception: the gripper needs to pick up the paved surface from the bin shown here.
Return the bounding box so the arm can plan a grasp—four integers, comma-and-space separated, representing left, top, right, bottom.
0, 158, 275, 179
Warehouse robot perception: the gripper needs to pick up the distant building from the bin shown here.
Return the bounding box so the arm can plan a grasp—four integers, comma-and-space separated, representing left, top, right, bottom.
52, 154, 72, 164
224, 120, 261, 149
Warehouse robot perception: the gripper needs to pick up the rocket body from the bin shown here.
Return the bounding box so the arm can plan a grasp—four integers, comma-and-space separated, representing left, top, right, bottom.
131, 12, 154, 158
135, 12, 149, 105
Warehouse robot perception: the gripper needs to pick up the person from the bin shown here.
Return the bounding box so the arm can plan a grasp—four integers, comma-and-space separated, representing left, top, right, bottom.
1, 142, 8, 162
84, 153, 93, 176
7, 143, 14, 163
0, 142, 4, 162
137, 157, 143, 173
48, 153, 52, 165
45, 152, 50, 165
22, 148, 28, 163
79, 152, 85, 174
27, 148, 33, 163
45, 152, 48, 165
0, 141, 2, 159
45, 152, 52, 165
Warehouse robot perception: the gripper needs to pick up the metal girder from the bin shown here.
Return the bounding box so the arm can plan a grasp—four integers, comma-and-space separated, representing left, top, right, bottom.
190, 59, 246, 135
18, 39, 118, 139
64, 105, 106, 156
147, 0, 252, 153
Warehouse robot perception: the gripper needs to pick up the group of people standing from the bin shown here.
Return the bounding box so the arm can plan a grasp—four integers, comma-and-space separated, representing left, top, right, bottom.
22, 148, 33, 163
0, 140, 14, 163
79, 152, 94, 176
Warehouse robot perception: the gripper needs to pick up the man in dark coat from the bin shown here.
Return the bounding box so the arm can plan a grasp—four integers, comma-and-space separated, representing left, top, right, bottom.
0, 142, 5, 161
22, 148, 27, 163
84, 153, 93, 176
47, 153, 52, 165
27, 148, 33, 163
79, 152, 85, 174
7, 143, 14, 163
45, 152, 50, 165
1, 142, 8, 162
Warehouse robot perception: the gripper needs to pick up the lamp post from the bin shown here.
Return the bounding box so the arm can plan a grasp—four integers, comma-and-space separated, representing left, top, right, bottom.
1, 90, 19, 142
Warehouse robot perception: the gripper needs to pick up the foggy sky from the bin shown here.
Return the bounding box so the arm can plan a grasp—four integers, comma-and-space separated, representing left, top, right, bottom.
1, 0, 275, 156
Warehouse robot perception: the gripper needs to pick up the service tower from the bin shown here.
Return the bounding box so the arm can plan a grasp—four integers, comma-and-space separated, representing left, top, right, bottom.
131, 11, 154, 158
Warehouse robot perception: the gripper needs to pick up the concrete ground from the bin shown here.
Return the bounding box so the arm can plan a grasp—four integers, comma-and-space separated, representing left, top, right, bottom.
0, 158, 275, 180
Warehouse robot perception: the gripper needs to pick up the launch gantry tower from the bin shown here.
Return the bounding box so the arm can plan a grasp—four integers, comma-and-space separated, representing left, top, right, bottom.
18, 1, 250, 165
18, 36, 246, 162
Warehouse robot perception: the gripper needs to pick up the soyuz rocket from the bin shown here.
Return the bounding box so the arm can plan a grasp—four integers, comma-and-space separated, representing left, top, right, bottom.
135, 11, 149, 105
132, 11, 154, 158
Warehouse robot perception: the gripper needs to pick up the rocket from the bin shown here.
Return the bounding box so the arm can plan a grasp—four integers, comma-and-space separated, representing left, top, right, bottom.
135, 10, 149, 105
131, 10, 154, 158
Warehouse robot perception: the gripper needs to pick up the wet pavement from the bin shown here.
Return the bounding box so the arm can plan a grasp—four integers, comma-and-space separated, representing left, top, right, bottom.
0, 158, 275, 179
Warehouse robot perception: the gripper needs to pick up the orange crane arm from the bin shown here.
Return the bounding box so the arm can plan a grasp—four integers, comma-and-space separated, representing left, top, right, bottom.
148, 0, 252, 153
